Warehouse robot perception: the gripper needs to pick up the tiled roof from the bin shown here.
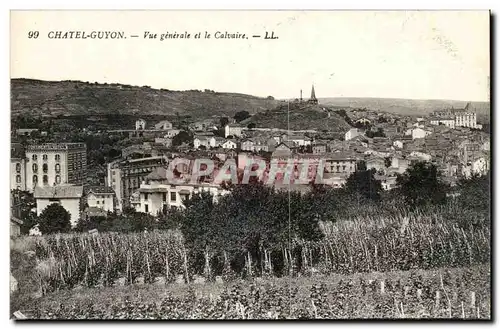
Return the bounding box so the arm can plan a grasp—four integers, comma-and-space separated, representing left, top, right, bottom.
34, 186, 84, 199
86, 186, 115, 195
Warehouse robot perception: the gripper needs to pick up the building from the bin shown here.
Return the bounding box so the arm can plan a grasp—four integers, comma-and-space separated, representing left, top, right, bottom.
106, 156, 169, 211
154, 120, 173, 130
455, 103, 478, 129
84, 186, 116, 212
366, 156, 387, 174
164, 129, 181, 138
11, 144, 27, 191
458, 141, 482, 165
16, 128, 39, 136
25, 143, 87, 192
135, 118, 146, 130
345, 128, 362, 141
224, 124, 243, 138
411, 128, 431, 140
34, 185, 84, 227
221, 140, 237, 149
312, 144, 327, 155
429, 117, 456, 129
288, 135, 312, 147
137, 168, 229, 215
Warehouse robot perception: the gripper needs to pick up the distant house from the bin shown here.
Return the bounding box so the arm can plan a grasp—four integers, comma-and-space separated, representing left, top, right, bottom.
345, 128, 362, 141
224, 124, 243, 138
135, 119, 146, 130
34, 185, 84, 227
429, 117, 456, 129
154, 120, 173, 130
393, 140, 404, 149
312, 144, 327, 155
366, 156, 386, 174
85, 186, 116, 212
16, 128, 39, 136
355, 118, 371, 125
163, 129, 181, 138
411, 128, 431, 140
271, 142, 293, 159
241, 139, 255, 152
221, 140, 237, 149
288, 135, 312, 147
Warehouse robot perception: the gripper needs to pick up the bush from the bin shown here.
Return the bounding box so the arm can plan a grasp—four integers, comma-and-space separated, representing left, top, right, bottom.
38, 204, 71, 234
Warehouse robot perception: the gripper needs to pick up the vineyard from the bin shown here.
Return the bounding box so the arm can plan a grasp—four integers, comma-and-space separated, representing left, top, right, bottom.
10, 209, 490, 319
14, 265, 491, 319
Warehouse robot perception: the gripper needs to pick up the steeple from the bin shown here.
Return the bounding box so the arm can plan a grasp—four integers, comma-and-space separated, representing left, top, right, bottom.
309, 84, 318, 104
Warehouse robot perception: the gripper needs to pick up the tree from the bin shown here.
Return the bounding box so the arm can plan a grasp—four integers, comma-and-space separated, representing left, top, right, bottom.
234, 111, 251, 123
172, 130, 192, 146
38, 203, 72, 234
396, 161, 448, 208
344, 168, 383, 201
247, 122, 256, 130
219, 117, 229, 128
11, 190, 37, 234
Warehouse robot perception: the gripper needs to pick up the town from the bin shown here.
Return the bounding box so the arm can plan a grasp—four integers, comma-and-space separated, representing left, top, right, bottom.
9, 83, 490, 234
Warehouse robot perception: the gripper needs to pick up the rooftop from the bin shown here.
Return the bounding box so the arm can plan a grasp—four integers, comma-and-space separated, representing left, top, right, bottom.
34, 185, 84, 199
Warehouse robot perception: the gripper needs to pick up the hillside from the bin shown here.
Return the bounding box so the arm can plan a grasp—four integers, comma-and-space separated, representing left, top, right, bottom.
243, 102, 351, 132
11, 79, 279, 118
319, 97, 491, 123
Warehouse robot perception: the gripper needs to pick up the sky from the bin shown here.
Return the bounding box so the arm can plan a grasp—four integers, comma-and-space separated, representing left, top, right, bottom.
10, 10, 490, 101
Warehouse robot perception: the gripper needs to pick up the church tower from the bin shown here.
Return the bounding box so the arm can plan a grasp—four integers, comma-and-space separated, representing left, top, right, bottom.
308, 84, 318, 104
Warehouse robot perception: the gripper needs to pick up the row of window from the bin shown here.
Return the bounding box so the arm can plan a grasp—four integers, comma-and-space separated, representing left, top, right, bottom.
143, 192, 177, 202
32, 154, 61, 161
32, 175, 61, 185
32, 163, 61, 173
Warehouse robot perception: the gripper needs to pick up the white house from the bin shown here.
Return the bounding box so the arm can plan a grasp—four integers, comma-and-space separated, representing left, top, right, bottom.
135, 119, 146, 130
393, 140, 404, 149
85, 186, 116, 212
34, 185, 83, 227
154, 120, 173, 130
221, 140, 237, 149
411, 128, 431, 140
429, 117, 456, 129
137, 169, 230, 215
224, 124, 243, 138
345, 128, 362, 141
164, 129, 181, 138
288, 135, 312, 147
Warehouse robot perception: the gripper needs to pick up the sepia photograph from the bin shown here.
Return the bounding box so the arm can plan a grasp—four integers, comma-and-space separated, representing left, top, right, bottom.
9, 10, 491, 320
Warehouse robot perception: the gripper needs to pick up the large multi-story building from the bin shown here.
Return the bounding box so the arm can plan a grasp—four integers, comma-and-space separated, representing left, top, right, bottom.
23, 143, 87, 192
106, 156, 169, 211
11, 143, 26, 191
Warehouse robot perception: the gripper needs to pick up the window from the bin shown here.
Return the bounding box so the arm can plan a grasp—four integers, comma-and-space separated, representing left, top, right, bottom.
43, 163, 48, 173
170, 192, 177, 202
55, 164, 61, 173
16, 175, 21, 183
16, 163, 21, 173
145, 204, 149, 213
43, 175, 48, 185
42, 154, 48, 161
163, 193, 167, 202
32, 154, 37, 161
96, 200, 100, 205
32, 163, 38, 172
144, 193, 148, 201
32, 175, 38, 185
55, 154, 61, 161
55, 175, 61, 184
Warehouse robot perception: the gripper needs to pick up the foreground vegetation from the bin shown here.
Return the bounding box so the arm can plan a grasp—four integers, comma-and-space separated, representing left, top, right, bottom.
12, 265, 490, 319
